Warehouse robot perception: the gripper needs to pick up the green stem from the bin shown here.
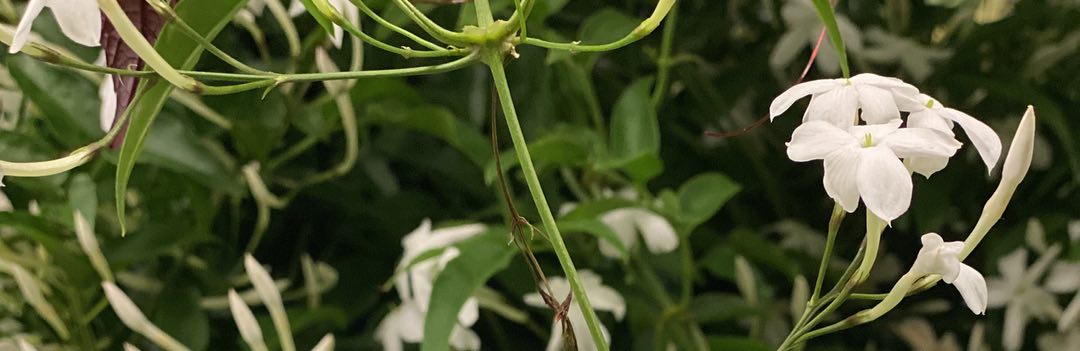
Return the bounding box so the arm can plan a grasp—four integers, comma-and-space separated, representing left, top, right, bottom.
263, 0, 302, 65
148, 0, 268, 75
485, 50, 608, 351
518, 0, 675, 53
474, 0, 495, 27
347, 0, 445, 51
650, 0, 678, 106
316, 0, 466, 59
389, 0, 475, 46
853, 211, 885, 284
809, 203, 845, 305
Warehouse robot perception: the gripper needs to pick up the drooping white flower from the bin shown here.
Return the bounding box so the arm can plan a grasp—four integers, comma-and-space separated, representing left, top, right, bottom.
770, 73, 921, 126
902, 94, 1002, 177
598, 207, 678, 258
524, 270, 625, 351
910, 233, 988, 315
9, 0, 101, 54
785, 119, 961, 221
377, 219, 486, 351
987, 247, 1066, 351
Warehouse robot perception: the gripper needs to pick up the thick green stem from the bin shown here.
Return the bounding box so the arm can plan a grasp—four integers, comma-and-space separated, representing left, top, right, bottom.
147, 0, 268, 75
485, 51, 608, 351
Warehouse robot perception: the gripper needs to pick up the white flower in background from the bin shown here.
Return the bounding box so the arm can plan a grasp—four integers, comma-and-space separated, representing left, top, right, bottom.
900, 94, 1002, 177
910, 233, 988, 314
598, 207, 677, 258
987, 246, 1066, 351
1038, 327, 1080, 351
8, 0, 101, 54
785, 119, 961, 221
892, 318, 962, 351
770, 73, 921, 126
376, 219, 486, 351
861, 28, 952, 81
771, 0, 863, 76
524, 270, 625, 351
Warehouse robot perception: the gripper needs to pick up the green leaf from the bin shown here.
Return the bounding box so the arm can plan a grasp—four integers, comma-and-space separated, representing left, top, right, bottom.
601, 78, 662, 182
363, 103, 489, 168
810, 0, 851, 77
297, 0, 337, 37
114, 0, 245, 235
484, 126, 598, 184
674, 173, 741, 230
206, 90, 288, 161
558, 218, 628, 259
153, 284, 209, 351
5, 55, 103, 148
422, 229, 514, 351
707, 336, 771, 351
67, 173, 96, 228
136, 114, 243, 193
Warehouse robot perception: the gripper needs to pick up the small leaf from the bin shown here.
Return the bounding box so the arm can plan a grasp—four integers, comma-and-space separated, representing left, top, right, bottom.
579, 8, 639, 45
674, 173, 741, 230
558, 218, 628, 259
364, 103, 489, 168
422, 228, 514, 351
597, 78, 662, 182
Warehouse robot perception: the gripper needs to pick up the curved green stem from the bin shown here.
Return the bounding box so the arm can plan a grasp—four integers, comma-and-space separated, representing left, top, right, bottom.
518, 0, 675, 53
389, 0, 475, 46
97, 0, 200, 91
485, 50, 608, 351
314, 0, 467, 58
263, 0, 302, 64
347, 0, 445, 51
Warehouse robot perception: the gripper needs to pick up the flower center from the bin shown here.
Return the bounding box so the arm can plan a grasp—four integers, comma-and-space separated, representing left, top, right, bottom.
925, 99, 935, 108
862, 133, 874, 147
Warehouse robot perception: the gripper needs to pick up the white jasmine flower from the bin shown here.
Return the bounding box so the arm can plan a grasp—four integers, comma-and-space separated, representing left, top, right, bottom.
597, 207, 678, 258
902, 94, 1002, 177
861, 28, 952, 81
377, 219, 486, 351
910, 233, 988, 314
9, 0, 101, 54
770, 73, 921, 126
524, 270, 625, 351
1037, 327, 1080, 351
785, 119, 961, 221
987, 247, 1065, 351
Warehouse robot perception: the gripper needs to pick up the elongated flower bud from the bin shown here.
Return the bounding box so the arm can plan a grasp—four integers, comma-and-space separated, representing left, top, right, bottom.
245, 254, 296, 351
0, 147, 96, 185
4, 262, 69, 340
311, 334, 335, 351
229, 289, 269, 351
102, 282, 191, 351
74, 211, 113, 282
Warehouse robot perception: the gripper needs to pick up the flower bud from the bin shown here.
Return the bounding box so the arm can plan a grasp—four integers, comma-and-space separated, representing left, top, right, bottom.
74, 211, 113, 282
245, 254, 296, 351
229, 289, 269, 351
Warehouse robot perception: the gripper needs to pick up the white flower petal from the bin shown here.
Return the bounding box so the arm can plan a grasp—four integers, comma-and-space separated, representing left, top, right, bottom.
99, 76, 117, 133
997, 248, 1028, 282
449, 326, 480, 351
850, 73, 918, 93
943, 108, 1002, 172
599, 209, 639, 258
804, 85, 859, 126
950, 264, 988, 315
1059, 291, 1080, 332
9, 0, 47, 54
847, 118, 903, 141
458, 297, 479, 327
786, 121, 858, 162
397, 301, 425, 342
907, 110, 954, 134
635, 210, 678, 255
1045, 262, 1080, 293
906, 155, 950, 178
883, 127, 962, 159
44, 0, 101, 47
768, 79, 841, 119
856, 147, 912, 222
1003, 303, 1027, 351
310, 334, 335, 351
823, 149, 861, 212
854, 84, 901, 124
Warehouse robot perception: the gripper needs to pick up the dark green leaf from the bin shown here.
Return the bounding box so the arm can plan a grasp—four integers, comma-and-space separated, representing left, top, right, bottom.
115, 0, 245, 234
422, 229, 514, 351
67, 173, 96, 228
600, 78, 662, 182
674, 173, 741, 230
810, 0, 851, 77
